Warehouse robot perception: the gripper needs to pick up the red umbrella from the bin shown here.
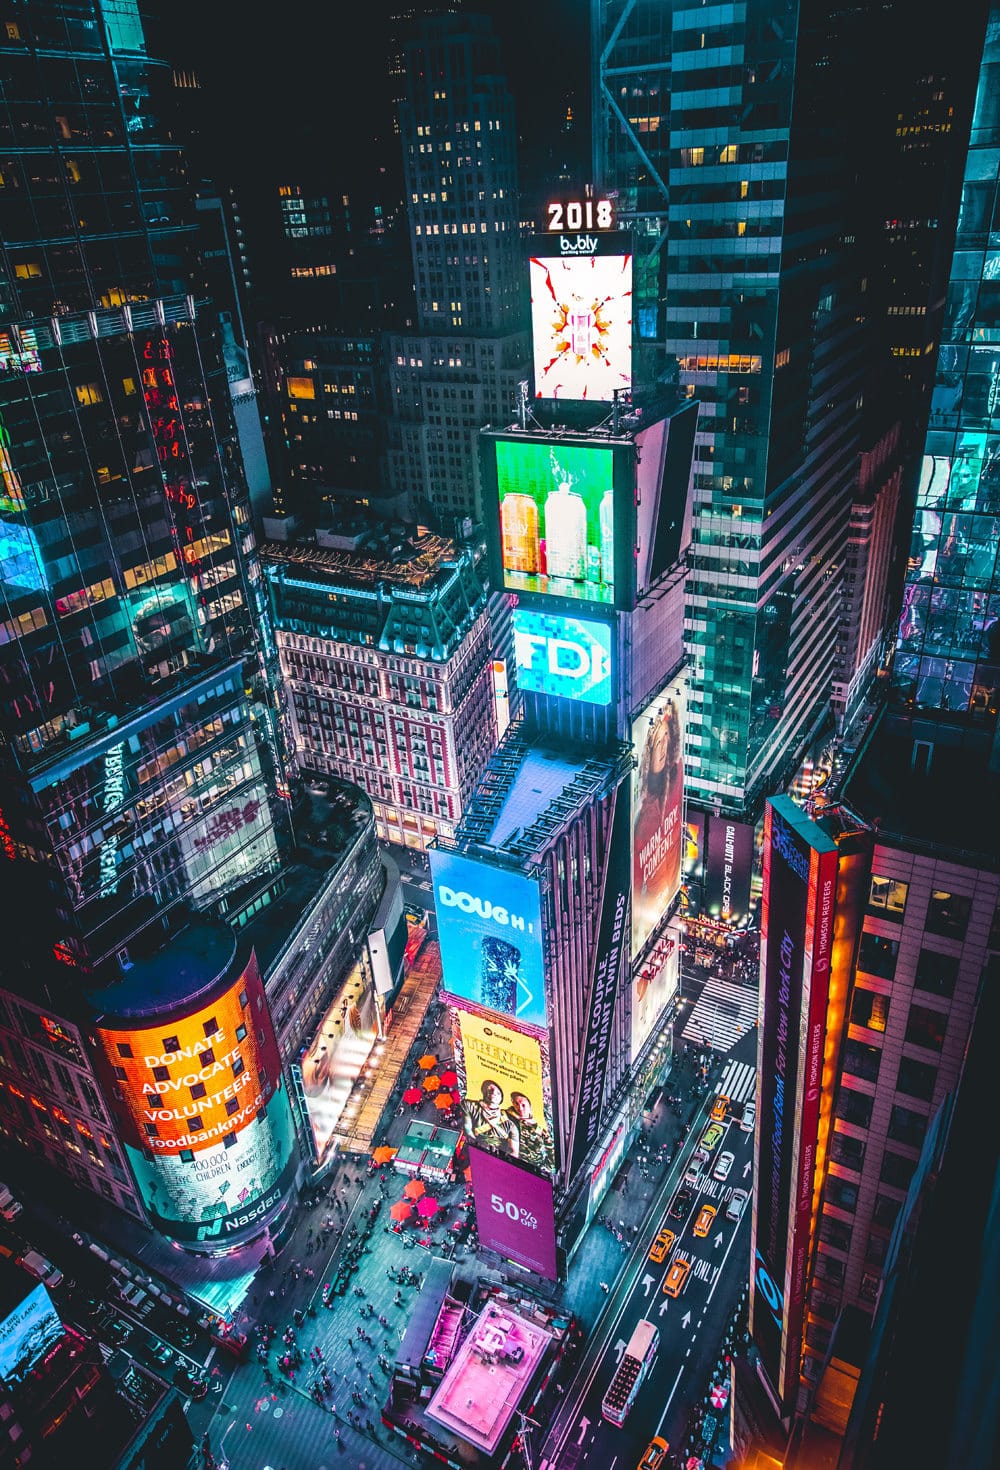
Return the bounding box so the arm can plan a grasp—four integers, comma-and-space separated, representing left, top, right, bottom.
403, 1087, 422, 1105
390, 1200, 413, 1222
416, 1196, 439, 1218
439, 1069, 458, 1087
403, 1179, 425, 1200
450, 1089, 462, 1105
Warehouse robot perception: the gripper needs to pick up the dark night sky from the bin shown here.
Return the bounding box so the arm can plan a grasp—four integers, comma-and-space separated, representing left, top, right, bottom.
164, 0, 590, 199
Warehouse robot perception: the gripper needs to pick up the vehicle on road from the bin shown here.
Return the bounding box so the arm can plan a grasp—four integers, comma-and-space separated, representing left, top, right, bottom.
638, 1435, 670, 1470
662, 1257, 691, 1298
683, 1161, 702, 1187
726, 1188, 749, 1222
713, 1150, 735, 1182
710, 1094, 730, 1123
602, 1318, 659, 1427
693, 1203, 717, 1238
17, 1250, 63, 1288
670, 1187, 695, 1220
0, 1184, 21, 1222
740, 1100, 756, 1133
648, 1228, 676, 1264
700, 1122, 725, 1152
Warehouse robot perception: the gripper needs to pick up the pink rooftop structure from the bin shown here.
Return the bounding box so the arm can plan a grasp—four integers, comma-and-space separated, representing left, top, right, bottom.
425, 1300, 553, 1455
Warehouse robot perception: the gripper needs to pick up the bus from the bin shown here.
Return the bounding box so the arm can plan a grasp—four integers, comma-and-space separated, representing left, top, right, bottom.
601, 1318, 659, 1427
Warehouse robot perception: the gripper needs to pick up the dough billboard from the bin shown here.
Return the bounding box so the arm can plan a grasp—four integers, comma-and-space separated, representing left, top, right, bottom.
455, 1010, 555, 1175
631, 678, 686, 957
93, 950, 298, 1244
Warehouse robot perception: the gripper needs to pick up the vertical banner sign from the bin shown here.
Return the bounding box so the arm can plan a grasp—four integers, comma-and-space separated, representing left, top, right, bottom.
705, 816, 755, 927
631, 680, 686, 956
569, 783, 631, 1175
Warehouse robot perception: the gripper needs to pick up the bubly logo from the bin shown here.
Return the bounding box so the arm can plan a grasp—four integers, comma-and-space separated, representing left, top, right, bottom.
438, 886, 533, 934
559, 233, 599, 255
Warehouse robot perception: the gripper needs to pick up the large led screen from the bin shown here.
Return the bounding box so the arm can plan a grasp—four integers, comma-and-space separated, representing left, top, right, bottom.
511, 606, 612, 706
497, 439, 615, 605
630, 927, 679, 1066
631, 679, 686, 957
430, 848, 546, 1029
705, 816, 755, 928
468, 1146, 558, 1280
0, 1282, 63, 1388
456, 1010, 554, 1175
94, 951, 298, 1244
530, 248, 632, 402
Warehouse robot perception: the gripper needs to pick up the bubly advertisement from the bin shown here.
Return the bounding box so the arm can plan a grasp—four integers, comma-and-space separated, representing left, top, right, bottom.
456, 1010, 554, 1175
430, 848, 546, 1029
529, 240, 632, 403
468, 1145, 558, 1280
631, 678, 686, 957
0, 1282, 63, 1387
512, 606, 613, 707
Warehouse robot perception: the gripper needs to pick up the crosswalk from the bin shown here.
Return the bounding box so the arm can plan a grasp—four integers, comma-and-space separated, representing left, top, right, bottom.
681, 974, 759, 1053
714, 1057, 757, 1107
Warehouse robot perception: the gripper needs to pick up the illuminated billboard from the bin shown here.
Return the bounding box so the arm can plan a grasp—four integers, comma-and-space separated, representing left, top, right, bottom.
456, 1010, 554, 1174
751, 798, 839, 1410
631, 678, 685, 957
430, 848, 546, 1029
511, 606, 612, 706
0, 1282, 63, 1388
496, 438, 615, 605
704, 816, 755, 928
94, 950, 298, 1245
630, 925, 679, 1065
530, 240, 632, 402
468, 1146, 558, 1279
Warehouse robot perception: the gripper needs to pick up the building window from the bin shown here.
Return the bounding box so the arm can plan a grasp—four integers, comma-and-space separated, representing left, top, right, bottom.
239, 990, 248, 1008
914, 947, 958, 998
872, 1193, 901, 1228
925, 890, 971, 941
896, 1056, 937, 1102
835, 1087, 874, 1128
905, 1003, 947, 1052
857, 930, 899, 980
198, 1049, 215, 1067
843, 1038, 882, 1082
851, 988, 890, 1033
819, 1215, 852, 1250
161, 1036, 179, 1053
868, 875, 908, 921
188, 1116, 203, 1132
830, 1131, 866, 1170
189, 1082, 207, 1101
825, 1178, 858, 1213
116, 1042, 133, 1058
880, 1150, 917, 1190
203, 1017, 218, 1037
225, 1097, 241, 1116
223, 1131, 238, 1149
74, 382, 103, 406
887, 1104, 928, 1149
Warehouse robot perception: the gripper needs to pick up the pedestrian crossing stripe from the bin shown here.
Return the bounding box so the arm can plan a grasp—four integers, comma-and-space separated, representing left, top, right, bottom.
682, 975, 759, 1054
715, 1059, 756, 1105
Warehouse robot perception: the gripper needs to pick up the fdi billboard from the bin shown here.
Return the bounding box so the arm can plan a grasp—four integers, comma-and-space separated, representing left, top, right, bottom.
496, 437, 616, 606
631, 678, 685, 957
456, 1010, 554, 1175
529, 235, 632, 402
704, 816, 755, 928
468, 1146, 558, 1280
0, 1282, 63, 1388
511, 606, 613, 707
93, 950, 298, 1244
430, 848, 546, 1029
751, 798, 839, 1410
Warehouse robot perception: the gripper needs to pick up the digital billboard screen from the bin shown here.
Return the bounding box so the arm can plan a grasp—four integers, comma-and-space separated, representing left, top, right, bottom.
94, 950, 298, 1244
529, 240, 632, 402
456, 1010, 554, 1175
468, 1146, 558, 1280
0, 1282, 63, 1388
705, 816, 755, 928
631, 678, 685, 958
430, 848, 546, 1029
496, 438, 615, 606
630, 927, 679, 1066
511, 606, 612, 706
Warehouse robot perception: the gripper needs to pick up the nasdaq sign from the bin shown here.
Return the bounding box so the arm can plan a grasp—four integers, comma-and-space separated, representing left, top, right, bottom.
512, 608, 612, 706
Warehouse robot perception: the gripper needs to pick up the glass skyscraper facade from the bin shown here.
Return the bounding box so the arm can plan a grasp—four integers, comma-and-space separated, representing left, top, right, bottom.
893, 6, 1000, 719
0, 1, 289, 978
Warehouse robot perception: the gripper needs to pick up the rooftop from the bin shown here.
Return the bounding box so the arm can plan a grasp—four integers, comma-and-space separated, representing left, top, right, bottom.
425, 1299, 552, 1454
262, 530, 458, 592
86, 921, 237, 1023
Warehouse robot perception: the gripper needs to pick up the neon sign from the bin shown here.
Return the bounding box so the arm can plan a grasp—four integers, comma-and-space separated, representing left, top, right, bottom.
98, 742, 125, 898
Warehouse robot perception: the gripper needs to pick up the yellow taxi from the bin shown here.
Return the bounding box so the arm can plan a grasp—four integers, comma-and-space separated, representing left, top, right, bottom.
662, 1257, 691, 1297
693, 1203, 717, 1238
710, 1094, 730, 1123
648, 1227, 677, 1264
638, 1435, 670, 1470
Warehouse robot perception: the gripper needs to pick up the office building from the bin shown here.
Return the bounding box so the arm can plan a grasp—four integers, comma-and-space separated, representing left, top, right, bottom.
264, 530, 496, 851
384, 11, 530, 524
592, 0, 987, 829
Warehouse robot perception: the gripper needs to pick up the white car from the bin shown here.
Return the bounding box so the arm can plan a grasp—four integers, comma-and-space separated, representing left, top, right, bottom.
713, 1150, 735, 1182
740, 1100, 756, 1133
726, 1188, 749, 1222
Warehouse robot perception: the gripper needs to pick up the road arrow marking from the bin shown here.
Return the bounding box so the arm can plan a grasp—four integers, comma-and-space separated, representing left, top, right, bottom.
682, 1310, 692, 1329
743, 1160, 752, 1178
714, 1232, 724, 1249
658, 1298, 670, 1317
576, 1416, 590, 1446
613, 1338, 626, 1364
641, 1273, 655, 1296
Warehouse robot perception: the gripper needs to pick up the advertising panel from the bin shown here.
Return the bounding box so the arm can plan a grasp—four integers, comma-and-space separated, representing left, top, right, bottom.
630, 925, 679, 1065
529, 237, 632, 402
684, 807, 705, 882
456, 1011, 554, 1175
468, 1146, 558, 1280
0, 1282, 63, 1387
94, 950, 298, 1244
704, 816, 755, 928
496, 438, 616, 605
569, 783, 631, 1176
631, 678, 686, 957
751, 798, 838, 1410
511, 606, 613, 707
429, 848, 546, 1029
